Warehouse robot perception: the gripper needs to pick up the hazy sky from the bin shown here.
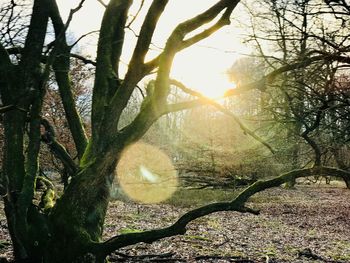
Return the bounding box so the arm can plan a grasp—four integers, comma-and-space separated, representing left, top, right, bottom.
0, 0, 250, 97
56, 0, 251, 96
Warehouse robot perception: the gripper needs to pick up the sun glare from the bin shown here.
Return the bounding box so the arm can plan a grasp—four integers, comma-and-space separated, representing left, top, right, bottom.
56, 1, 246, 98
171, 49, 237, 99
116, 142, 178, 204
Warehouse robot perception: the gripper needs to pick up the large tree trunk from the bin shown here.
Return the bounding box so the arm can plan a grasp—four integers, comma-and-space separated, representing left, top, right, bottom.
2, 109, 28, 260
44, 149, 119, 263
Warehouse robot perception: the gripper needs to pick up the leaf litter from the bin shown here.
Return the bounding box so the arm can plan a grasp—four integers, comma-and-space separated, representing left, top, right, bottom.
0, 183, 349, 262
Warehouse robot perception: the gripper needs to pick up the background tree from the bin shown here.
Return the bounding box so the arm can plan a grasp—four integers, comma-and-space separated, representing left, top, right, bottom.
240, 0, 350, 185
0, 1, 246, 262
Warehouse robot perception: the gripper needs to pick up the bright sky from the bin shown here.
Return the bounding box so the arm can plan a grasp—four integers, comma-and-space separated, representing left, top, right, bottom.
57, 0, 251, 97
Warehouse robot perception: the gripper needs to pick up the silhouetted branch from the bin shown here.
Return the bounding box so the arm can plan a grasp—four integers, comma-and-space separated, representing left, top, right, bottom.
225, 54, 350, 96
41, 119, 78, 176
70, 30, 99, 49
0, 104, 15, 113
126, 0, 145, 28
96, 0, 107, 8
70, 53, 97, 66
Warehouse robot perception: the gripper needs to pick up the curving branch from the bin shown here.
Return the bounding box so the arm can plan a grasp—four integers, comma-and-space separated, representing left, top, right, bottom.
69, 30, 99, 49
65, 0, 86, 30
97, 203, 255, 258
96, 166, 350, 258
180, 5, 234, 49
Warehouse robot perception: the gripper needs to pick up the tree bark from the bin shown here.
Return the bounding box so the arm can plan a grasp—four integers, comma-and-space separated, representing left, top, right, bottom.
45, 146, 119, 262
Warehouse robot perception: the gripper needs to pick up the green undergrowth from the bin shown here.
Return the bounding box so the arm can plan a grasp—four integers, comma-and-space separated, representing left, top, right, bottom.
118, 227, 143, 235
164, 188, 239, 207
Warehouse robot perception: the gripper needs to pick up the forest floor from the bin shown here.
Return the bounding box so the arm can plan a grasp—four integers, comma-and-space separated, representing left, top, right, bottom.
0, 181, 350, 262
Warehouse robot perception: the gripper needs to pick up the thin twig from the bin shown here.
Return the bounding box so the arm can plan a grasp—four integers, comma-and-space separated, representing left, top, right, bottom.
96, 0, 107, 8
70, 30, 99, 48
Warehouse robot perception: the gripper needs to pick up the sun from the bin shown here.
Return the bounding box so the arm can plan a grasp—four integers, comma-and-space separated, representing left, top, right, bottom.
55, 1, 245, 99
171, 51, 236, 98
173, 57, 236, 99
195, 71, 236, 98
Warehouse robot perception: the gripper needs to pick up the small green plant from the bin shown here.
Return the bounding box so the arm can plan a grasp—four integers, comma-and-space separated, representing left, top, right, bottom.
118, 227, 143, 235
165, 188, 238, 207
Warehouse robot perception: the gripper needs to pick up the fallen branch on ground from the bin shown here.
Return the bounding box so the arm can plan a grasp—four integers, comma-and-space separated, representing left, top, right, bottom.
94, 166, 350, 258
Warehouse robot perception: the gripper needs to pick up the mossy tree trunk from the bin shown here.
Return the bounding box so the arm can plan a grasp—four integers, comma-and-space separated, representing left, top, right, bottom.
0, 0, 242, 262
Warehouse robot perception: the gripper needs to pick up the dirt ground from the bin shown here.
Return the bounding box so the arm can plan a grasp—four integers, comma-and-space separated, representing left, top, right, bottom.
1, 182, 350, 262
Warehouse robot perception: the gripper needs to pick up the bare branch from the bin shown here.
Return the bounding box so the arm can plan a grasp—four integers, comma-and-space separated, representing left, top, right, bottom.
96, 0, 107, 8
151, 0, 240, 109
126, 0, 145, 28
69, 30, 99, 49
127, 0, 168, 69
0, 105, 15, 113
226, 54, 350, 96
70, 53, 97, 66
65, 0, 86, 30
41, 119, 78, 176
97, 166, 350, 257
180, 6, 233, 50
20, 0, 49, 69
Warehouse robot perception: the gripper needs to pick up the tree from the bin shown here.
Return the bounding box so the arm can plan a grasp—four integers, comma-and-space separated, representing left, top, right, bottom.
241, 0, 350, 186
0, 1, 244, 262
0, 1, 350, 262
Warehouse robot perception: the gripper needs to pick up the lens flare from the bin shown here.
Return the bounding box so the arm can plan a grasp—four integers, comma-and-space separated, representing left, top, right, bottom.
116, 142, 178, 204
